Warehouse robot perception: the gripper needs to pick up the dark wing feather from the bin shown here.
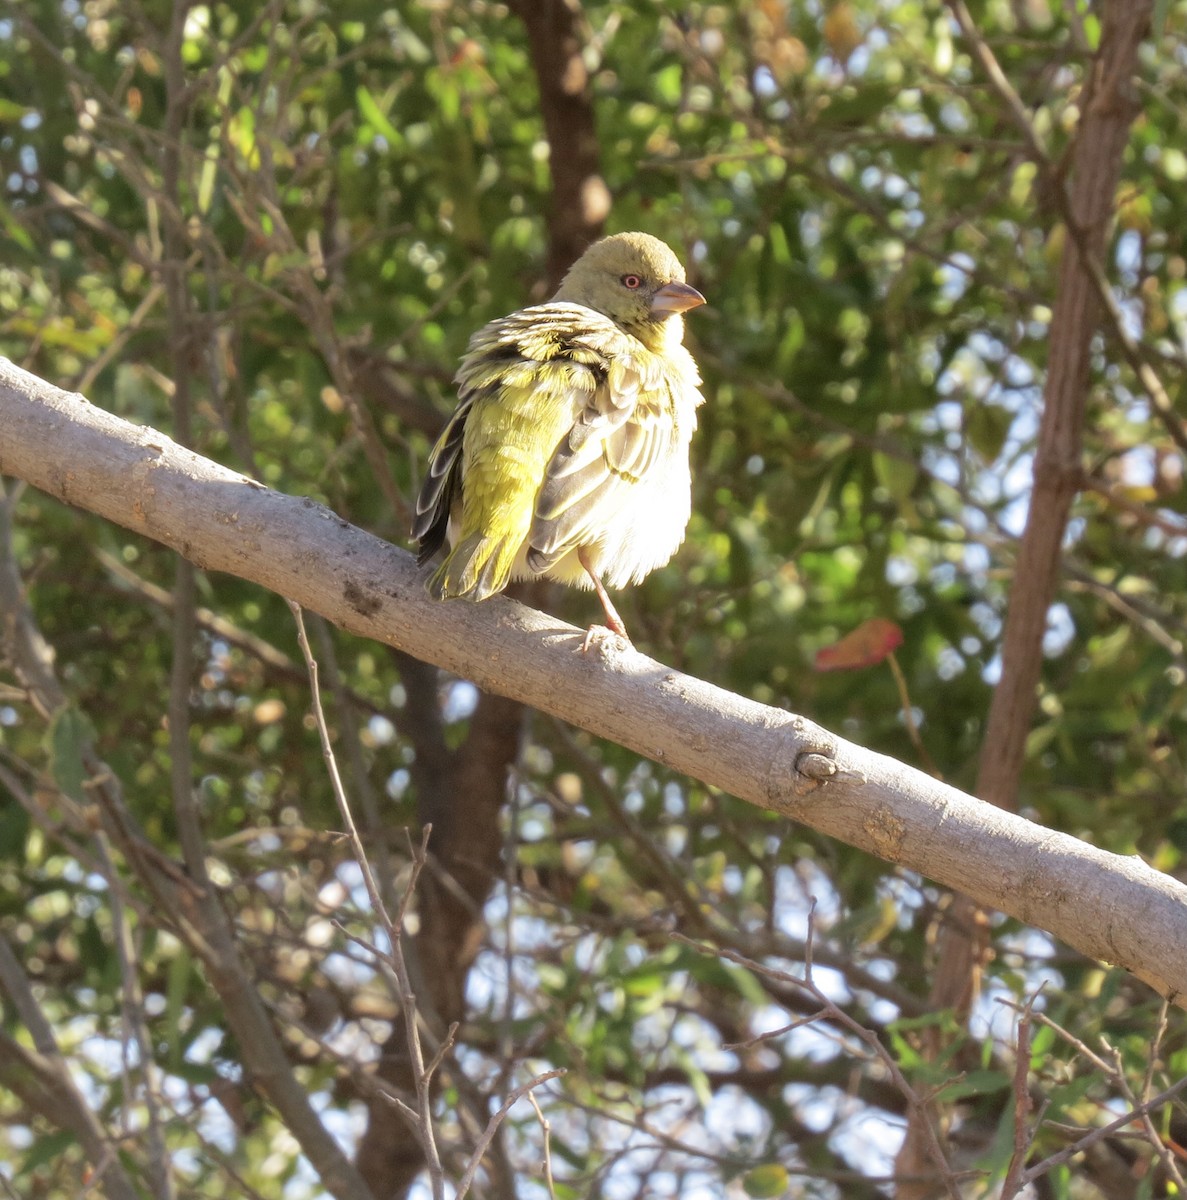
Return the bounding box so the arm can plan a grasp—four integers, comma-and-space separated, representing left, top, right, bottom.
411, 395, 472, 564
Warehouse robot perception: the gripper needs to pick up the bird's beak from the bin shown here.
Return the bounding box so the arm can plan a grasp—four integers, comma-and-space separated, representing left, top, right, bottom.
651, 281, 706, 315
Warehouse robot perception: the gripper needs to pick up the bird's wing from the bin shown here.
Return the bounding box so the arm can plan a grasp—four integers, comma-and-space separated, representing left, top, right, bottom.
526, 346, 677, 572
411, 304, 613, 572
411, 392, 471, 565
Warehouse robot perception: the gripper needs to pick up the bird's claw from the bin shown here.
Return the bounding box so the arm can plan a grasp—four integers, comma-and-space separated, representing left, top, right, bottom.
581, 623, 633, 654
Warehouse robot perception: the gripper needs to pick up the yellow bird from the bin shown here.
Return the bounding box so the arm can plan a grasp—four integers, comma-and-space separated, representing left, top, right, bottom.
412, 232, 706, 643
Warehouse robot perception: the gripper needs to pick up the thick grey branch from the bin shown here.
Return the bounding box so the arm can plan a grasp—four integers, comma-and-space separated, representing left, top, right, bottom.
1, 356, 1185, 1002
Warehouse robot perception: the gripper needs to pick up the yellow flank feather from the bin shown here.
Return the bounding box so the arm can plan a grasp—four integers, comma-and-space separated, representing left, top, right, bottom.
428, 369, 586, 600
411, 232, 706, 642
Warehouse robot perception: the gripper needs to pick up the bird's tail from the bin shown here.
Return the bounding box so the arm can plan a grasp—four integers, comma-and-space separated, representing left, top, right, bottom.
428, 531, 521, 602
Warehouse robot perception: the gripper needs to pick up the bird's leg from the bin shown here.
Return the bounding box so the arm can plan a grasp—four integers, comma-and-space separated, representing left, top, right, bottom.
578, 547, 631, 651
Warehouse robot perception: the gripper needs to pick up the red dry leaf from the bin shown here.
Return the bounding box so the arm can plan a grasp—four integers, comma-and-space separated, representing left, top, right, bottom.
814, 617, 904, 672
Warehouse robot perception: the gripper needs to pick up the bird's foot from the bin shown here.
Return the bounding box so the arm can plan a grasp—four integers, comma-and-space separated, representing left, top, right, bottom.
576, 549, 632, 654
581, 621, 632, 654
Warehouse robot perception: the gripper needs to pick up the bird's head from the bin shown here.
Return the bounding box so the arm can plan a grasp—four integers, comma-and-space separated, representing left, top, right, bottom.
553, 232, 705, 352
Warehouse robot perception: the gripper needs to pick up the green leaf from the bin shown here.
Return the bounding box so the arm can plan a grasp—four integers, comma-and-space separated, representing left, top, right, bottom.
46, 707, 95, 802
654, 64, 682, 106
768, 221, 792, 267
1028, 1022, 1056, 1066
227, 106, 259, 168
774, 310, 805, 374
198, 141, 219, 215
356, 86, 401, 147
0, 799, 29, 862
0, 202, 34, 252
742, 1163, 790, 1198
18, 1129, 76, 1176
966, 403, 1012, 463
872, 451, 918, 501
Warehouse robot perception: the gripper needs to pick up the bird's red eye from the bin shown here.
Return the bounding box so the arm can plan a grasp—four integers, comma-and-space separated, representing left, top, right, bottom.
621, 274, 642, 289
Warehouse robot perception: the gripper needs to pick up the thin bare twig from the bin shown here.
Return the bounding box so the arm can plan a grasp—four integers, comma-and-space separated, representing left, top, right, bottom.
1027, 1010, 1115, 1075
455, 1069, 568, 1199
994, 997, 1187, 1189
289, 600, 447, 1198
998, 992, 1039, 1200
671, 923, 967, 1200
527, 1090, 559, 1200
288, 603, 400, 936
886, 651, 941, 779
1107, 1004, 1187, 1192
310, 613, 394, 902
1023, 1075, 1187, 1185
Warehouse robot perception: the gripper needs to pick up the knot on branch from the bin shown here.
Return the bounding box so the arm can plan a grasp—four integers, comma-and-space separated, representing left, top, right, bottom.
766, 729, 842, 814
795, 751, 838, 784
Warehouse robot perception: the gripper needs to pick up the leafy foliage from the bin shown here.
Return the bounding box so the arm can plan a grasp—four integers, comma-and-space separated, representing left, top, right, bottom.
1, 1, 1186, 1197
